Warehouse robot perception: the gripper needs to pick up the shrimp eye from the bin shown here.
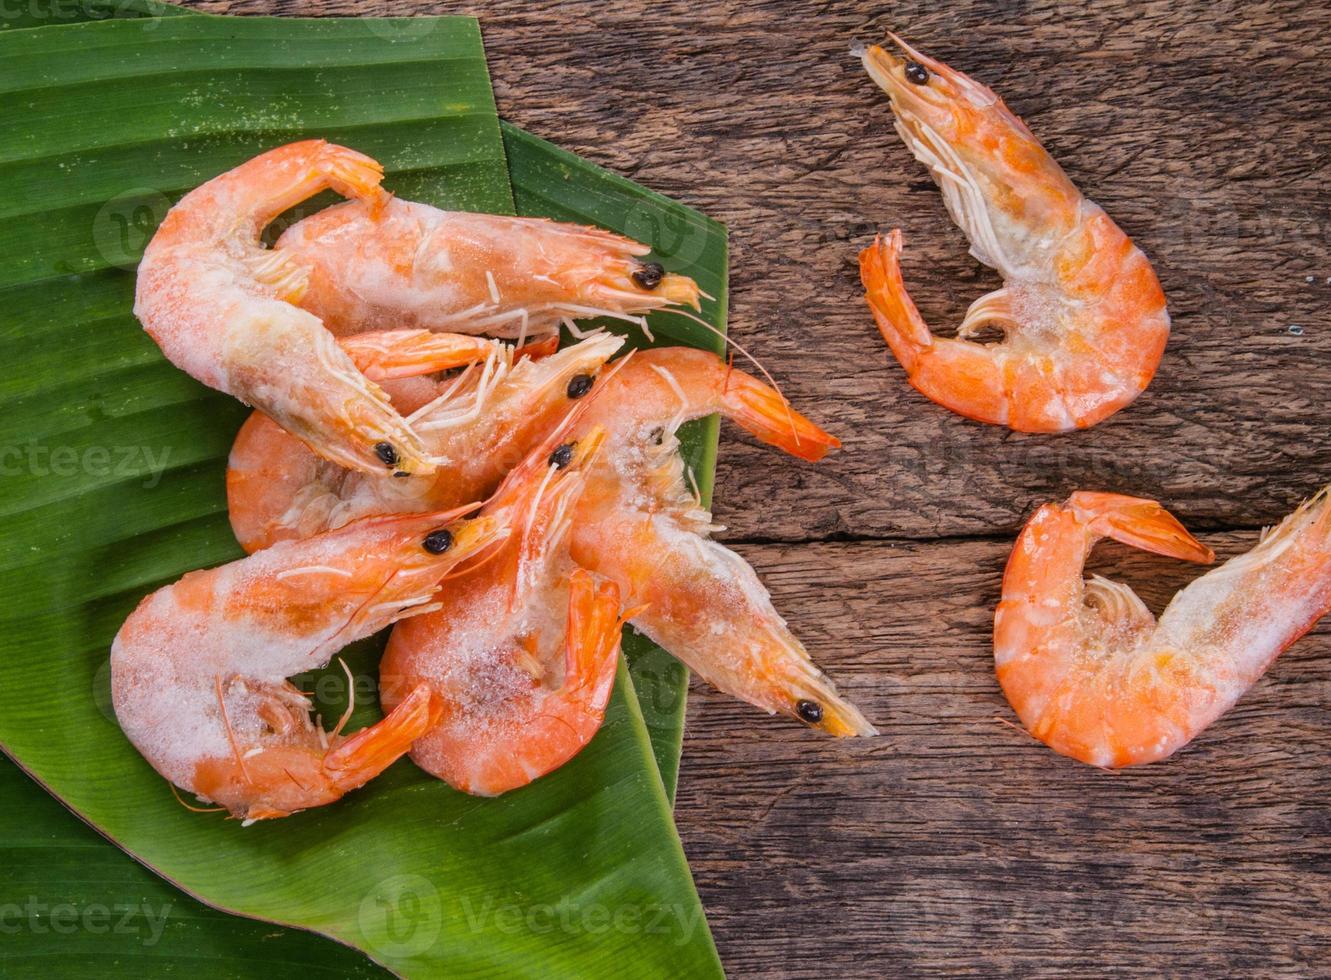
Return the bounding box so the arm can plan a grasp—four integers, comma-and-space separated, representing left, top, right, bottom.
566, 374, 595, 399
422, 529, 453, 554
904, 60, 929, 85
795, 699, 824, 724
549, 443, 575, 470
632, 261, 665, 290
374, 442, 399, 468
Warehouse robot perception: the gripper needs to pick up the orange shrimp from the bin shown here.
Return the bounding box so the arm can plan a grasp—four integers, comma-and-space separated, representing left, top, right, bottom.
134, 140, 473, 476
381, 426, 623, 796
226, 331, 624, 552
569, 348, 876, 736
110, 506, 505, 822
275, 197, 701, 343
995, 489, 1331, 767
858, 35, 1169, 431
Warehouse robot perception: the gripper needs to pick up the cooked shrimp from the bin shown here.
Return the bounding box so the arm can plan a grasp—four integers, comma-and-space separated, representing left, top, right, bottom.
569, 348, 877, 736
227, 331, 624, 552
381, 426, 622, 796
275, 197, 701, 342
858, 35, 1169, 431
134, 140, 452, 476
995, 489, 1331, 767
110, 506, 505, 821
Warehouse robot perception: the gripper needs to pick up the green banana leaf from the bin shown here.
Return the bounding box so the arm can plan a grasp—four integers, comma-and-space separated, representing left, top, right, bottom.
0, 11, 727, 979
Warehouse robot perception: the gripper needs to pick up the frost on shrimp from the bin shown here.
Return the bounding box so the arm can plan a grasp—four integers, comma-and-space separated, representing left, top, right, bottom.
133, 140, 441, 477
569, 348, 876, 737
275, 198, 701, 343
382, 425, 623, 796
995, 488, 1331, 767
109, 508, 503, 821
857, 34, 1169, 432
226, 330, 625, 553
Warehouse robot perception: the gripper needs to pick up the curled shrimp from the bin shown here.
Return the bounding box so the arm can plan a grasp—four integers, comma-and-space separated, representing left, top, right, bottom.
110, 507, 505, 822
227, 330, 624, 552
274, 197, 701, 343
995, 489, 1331, 767
381, 425, 622, 796
858, 35, 1169, 431
134, 140, 449, 476
569, 348, 877, 736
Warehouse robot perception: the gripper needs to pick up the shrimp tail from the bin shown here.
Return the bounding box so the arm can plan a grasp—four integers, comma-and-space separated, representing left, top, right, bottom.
322, 683, 441, 792
718, 366, 841, 462
1066, 492, 1215, 564
860, 230, 933, 372
564, 570, 622, 709
308, 141, 388, 208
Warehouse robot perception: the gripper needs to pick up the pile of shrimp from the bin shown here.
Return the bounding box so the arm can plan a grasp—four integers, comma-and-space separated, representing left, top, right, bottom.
110, 32, 1331, 827
116, 139, 872, 821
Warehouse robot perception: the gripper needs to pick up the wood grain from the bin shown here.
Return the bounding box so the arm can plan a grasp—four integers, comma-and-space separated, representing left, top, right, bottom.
196, 0, 1331, 974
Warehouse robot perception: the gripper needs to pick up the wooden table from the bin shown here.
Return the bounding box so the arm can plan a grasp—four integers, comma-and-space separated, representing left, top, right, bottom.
205, 1, 1331, 973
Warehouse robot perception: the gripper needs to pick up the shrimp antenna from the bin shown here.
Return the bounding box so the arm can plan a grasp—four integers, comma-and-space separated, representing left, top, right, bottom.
215, 675, 253, 785
654, 307, 802, 448
169, 782, 226, 814
330, 656, 357, 739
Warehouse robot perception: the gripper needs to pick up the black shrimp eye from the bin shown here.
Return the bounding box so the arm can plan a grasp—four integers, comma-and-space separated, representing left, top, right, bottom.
422, 529, 453, 554
566, 373, 595, 399
632, 261, 665, 290
374, 442, 399, 468
904, 60, 929, 85
796, 700, 824, 724
548, 443, 575, 470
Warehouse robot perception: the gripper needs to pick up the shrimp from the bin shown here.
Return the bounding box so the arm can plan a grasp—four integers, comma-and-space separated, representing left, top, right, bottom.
274, 197, 702, 342
995, 489, 1331, 767
568, 348, 877, 736
381, 426, 622, 796
227, 330, 624, 552
133, 139, 454, 476
110, 506, 505, 821
857, 35, 1169, 432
